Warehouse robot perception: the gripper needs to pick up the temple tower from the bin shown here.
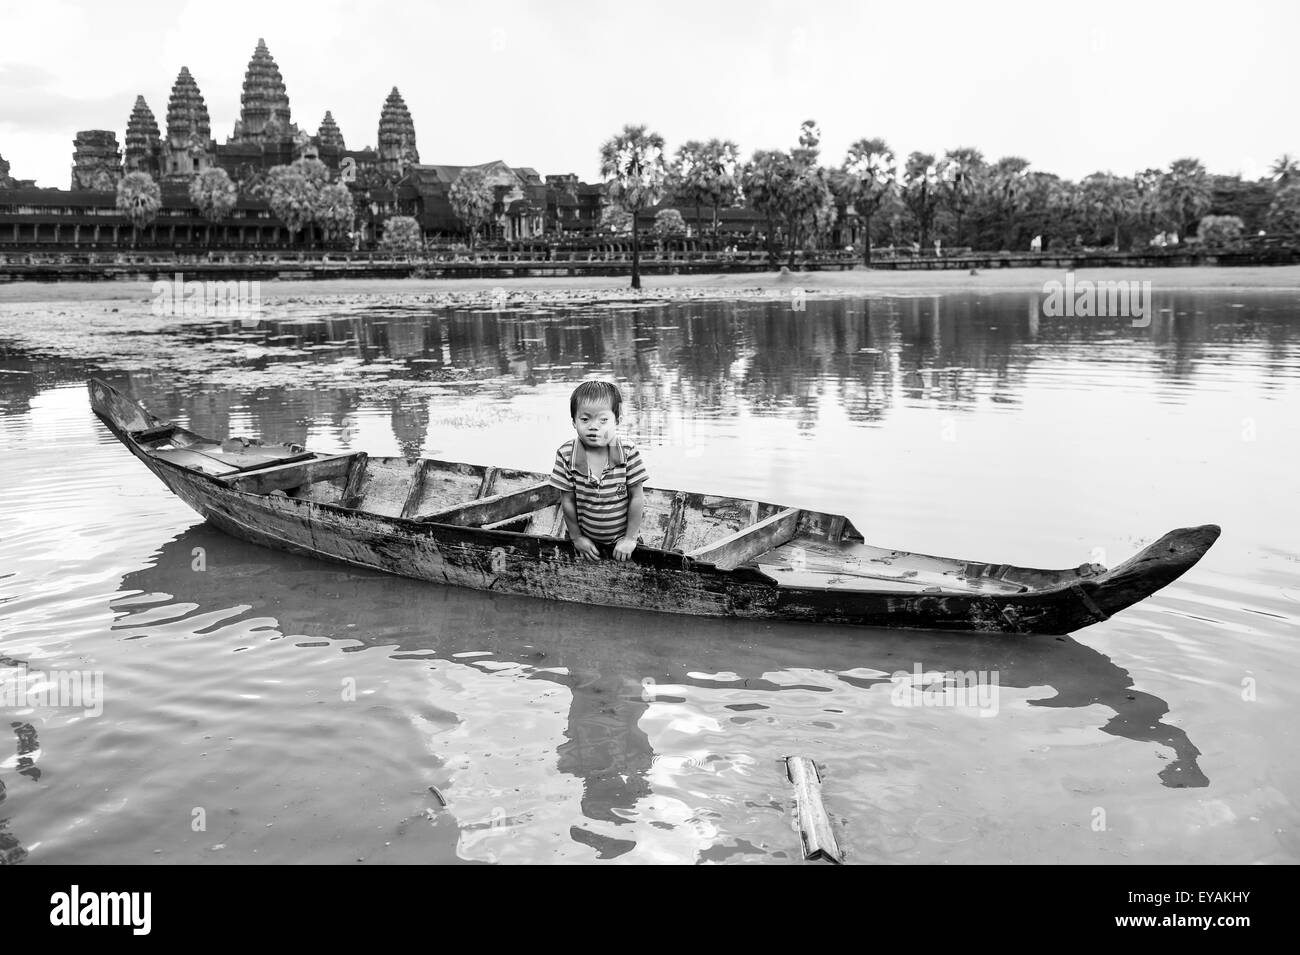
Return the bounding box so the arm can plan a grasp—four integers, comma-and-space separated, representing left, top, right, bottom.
124, 96, 161, 177
317, 111, 346, 150
232, 39, 293, 143
377, 87, 418, 176
71, 130, 123, 190
163, 67, 214, 179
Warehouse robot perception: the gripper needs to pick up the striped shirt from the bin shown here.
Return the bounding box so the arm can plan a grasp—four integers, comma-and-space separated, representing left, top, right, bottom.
549, 437, 648, 542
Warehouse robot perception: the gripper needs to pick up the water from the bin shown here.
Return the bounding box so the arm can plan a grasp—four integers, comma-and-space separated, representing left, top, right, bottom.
1, 286, 1297, 864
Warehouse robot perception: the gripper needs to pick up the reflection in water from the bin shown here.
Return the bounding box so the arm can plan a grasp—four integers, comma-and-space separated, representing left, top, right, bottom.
2, 287, 1297, 863
36, 289, 1293, 455
0, 653, 38, 865
109, 524, 1208, 859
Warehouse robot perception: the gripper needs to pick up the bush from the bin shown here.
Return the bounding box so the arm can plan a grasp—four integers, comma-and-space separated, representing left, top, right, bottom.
379, 216, 423, 253
1196, 215, 1245, 249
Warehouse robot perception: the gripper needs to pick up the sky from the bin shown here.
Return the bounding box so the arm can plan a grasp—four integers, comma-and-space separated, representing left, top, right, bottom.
0, 0, 1295, 189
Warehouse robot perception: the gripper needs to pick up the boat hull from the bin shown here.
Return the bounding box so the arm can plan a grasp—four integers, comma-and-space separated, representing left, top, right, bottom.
90, 379, 1221, 635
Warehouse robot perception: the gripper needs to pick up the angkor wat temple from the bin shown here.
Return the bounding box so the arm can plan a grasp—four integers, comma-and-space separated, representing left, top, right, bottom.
1, 39, 607, 249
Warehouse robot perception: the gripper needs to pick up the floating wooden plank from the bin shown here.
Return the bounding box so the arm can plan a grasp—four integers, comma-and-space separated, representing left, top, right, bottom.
415, 481, 559, 526
220, 453, 357, 495
688, 508, 802, 570
785, 756, 842, 864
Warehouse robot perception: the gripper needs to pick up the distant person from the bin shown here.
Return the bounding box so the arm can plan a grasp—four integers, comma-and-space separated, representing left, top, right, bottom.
549, 380, 648, 563
1030, 234, 1042, 253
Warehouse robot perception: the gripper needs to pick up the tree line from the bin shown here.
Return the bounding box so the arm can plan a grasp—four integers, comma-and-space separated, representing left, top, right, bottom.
110, 125, 1300, 274
599, 121, 1300, 281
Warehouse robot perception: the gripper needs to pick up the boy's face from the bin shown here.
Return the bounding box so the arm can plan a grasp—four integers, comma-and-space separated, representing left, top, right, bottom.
573, 399, 617, 448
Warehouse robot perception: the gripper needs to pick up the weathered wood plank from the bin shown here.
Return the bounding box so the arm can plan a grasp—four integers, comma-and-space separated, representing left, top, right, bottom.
416, 481, 558, 526
227, 450, 317, 473
688, 508, 802, 570
220, 453, 357, 495
661, 492, 688, 552
401, 460, 486, 515
399, 459, 434, 519
338, 452, 369, 509
153, 447, 240, 475
477, 466, 498, 499
675, 494, 761, 555
133, 424, 177, 444
786, 756, 842, 864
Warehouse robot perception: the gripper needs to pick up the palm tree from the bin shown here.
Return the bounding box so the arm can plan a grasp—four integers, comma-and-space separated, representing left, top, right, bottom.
316, 183, 356, 247
703, 139, 742, 236
599, 124, 668, 290
742, 149, 794, 265
988, 156, 1032, 249
902, 152, 940, 250
449, 167, 495, 249
838, 138, 897, 264
115, 172, 161, 248
1133, 168, 1164, 238
1270, 153, 1299, 186
1080, 171, 1136, 249
938, 147, 984, 247
188, 168, 237, 246
782, 164, 834, 266
670, 140, 709, 236
1159, 158, 1212, 236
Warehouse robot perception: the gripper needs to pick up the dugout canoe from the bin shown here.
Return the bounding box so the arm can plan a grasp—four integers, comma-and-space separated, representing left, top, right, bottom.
88, 378, 1220, 635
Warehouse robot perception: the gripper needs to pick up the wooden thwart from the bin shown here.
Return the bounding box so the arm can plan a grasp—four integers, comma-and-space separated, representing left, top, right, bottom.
399, 459, 433, 519
339, 452, 369, 509
687, 507, 802, 570
219, 453, 358, 495
786, 756, 842, 864
415, 481, 559, 526
661, 492, 688, 552
132, 424, 177, 444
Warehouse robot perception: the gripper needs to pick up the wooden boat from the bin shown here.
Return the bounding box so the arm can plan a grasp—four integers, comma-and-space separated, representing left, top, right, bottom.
88, 378, 1220, 635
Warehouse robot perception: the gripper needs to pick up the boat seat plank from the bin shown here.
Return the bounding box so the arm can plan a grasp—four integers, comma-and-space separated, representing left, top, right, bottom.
415, 481, 559, 526
152, 448, 241, 475
400, 460, 487, 516
688, 508, 802, 570
219, 453, 358, 495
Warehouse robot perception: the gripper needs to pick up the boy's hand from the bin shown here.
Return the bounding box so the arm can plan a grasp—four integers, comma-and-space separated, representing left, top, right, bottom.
612, 537, 637, 562
573, 536, 601, 561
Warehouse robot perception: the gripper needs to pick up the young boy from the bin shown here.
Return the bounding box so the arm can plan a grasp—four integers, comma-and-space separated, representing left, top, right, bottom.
549, 380, 647, 562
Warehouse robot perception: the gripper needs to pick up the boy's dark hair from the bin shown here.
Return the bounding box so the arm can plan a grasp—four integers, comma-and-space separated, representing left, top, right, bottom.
569, 380, 622, 420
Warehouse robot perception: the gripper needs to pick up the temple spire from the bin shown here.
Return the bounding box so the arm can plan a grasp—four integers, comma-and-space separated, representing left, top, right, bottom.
234, 37, 292, 142
125, 95, 160, 174
166, 67, 211, 146
163, 67, 212, 178
377, 86, 418, 175
317, 110, 346, 150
